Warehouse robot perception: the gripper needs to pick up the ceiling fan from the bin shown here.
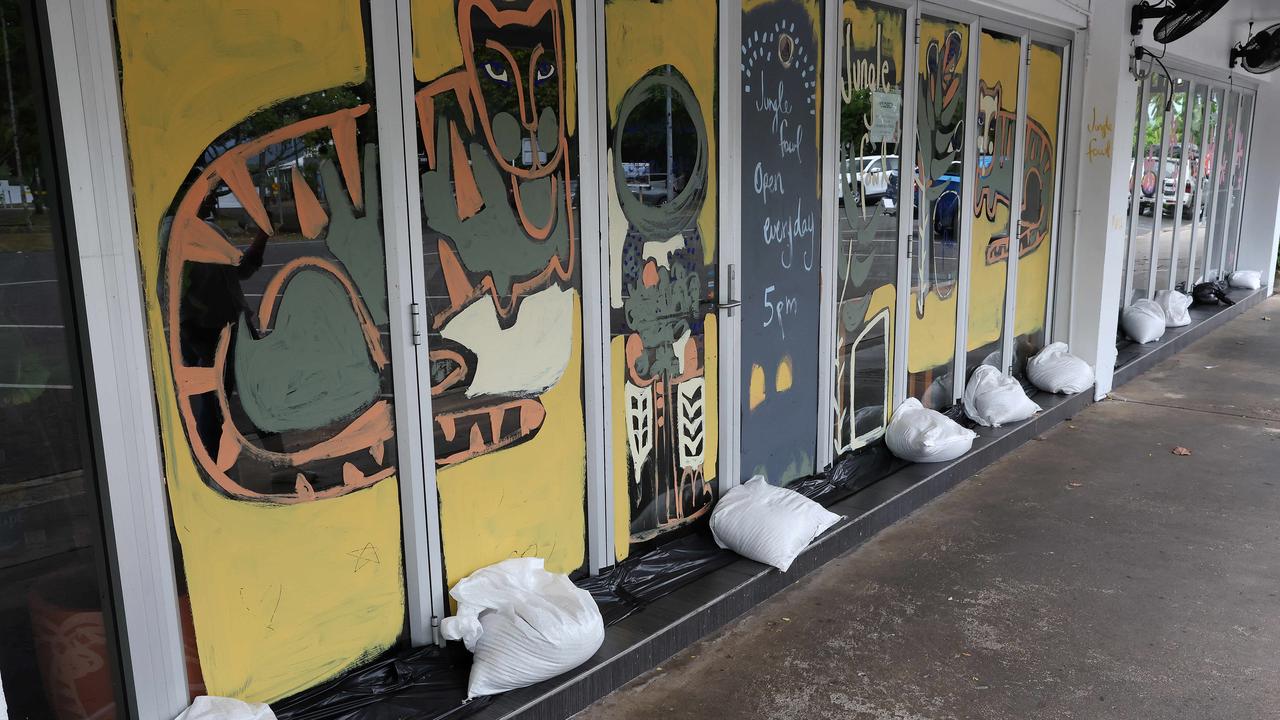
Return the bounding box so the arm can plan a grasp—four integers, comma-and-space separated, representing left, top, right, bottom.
1231, 22, 1280, 74
1130, 0, 1231, 44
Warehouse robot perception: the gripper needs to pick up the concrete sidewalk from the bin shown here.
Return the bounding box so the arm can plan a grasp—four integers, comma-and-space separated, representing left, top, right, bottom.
576, 295, 1280, 720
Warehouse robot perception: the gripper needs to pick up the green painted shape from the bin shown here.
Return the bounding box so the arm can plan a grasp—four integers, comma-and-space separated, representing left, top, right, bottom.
419, 120, 570, 297
234, 269, 379, 434
491, 111, 522, 163
536, 106, 558, 156
322, 144, 388, 325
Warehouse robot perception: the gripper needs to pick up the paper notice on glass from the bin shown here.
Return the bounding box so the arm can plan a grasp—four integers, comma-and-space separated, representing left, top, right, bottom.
869, 91, 901, 144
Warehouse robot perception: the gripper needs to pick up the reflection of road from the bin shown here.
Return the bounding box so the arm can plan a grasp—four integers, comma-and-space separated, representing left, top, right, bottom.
0, 239, 332, 487
1128, 213, 1208, 292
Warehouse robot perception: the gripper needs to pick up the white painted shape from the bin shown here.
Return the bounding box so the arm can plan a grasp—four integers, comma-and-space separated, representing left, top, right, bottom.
624, 382, 652, 480
677, 378, 706, 469
642, 233, 687, 270
440, 285, 574, 397
671, 328, 692, 376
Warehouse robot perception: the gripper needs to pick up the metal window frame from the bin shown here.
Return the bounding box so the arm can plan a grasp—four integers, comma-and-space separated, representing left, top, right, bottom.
1224, 93, 1255, 276
720, 0, 744, 492
1145, 75, 1171, 299
1216, 90, 1249, 278
43, 0, 190, 716
1165, 78, 1192, 292
1183, 82, 1210, 287
576, 0, 614, 574
889, 0, 919, 412
1039, 33, 1073, 350
816, 0, 842, 470
1196, 86, 1227, 284
376, 0, 443, 645
1122, 79, 1152, 305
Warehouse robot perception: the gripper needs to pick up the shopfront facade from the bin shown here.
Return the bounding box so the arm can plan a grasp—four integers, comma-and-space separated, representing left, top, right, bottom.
2, 0, 1277, 717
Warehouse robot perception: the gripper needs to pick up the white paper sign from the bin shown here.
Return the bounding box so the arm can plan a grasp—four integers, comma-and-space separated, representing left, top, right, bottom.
869, 90, 901, 144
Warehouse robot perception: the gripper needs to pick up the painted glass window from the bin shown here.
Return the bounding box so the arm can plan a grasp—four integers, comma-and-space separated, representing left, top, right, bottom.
833, 0, 903, 452
1206, 90, 1237, 280
963, 28, 1020, 375
1223, 93, 1252, 274
1192, 87, 1222, 284
0, 2, 126, 715
1130, 74, 1167, 301
740, 0, 824, 485
412, 0, 588, 589
114, 0, 405, 701
605, 0, 720, 559
1171, 82, 1206, 289
1011, 41, 1066, 377
908, 16, 968, 409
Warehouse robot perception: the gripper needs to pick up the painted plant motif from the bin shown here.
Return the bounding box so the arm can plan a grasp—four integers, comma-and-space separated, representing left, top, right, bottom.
611, 68, 715, 544
162, 105, 395, 504
913, 28, 966, 317
417, 0, 577, 468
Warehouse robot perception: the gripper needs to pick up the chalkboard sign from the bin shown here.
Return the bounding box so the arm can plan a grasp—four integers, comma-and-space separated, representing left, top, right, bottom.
739, 0, 823, 485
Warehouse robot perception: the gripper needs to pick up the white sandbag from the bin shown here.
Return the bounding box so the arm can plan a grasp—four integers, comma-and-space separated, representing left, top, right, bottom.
441, 557, 603, 698
885, 397, 978, 463
710, 476, 842, 572
1155, 289, 1192, 327
1121, 299, 1166, 344
961, 365, 1041, 428
1228, 270, 1261, 290
1026, 342, 1094, 395
175, 697, 275, 720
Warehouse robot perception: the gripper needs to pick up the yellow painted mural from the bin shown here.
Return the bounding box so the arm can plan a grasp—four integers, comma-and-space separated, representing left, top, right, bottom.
964, 29, 1021, 371
411, 0, 587, 588
606, 0, 720, 559
907, 16, 969, 407
1013, 42, 1066, 370
116, 0, 404, 701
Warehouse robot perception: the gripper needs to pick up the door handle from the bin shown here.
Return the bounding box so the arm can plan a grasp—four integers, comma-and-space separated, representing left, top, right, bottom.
700, 263, 740, 317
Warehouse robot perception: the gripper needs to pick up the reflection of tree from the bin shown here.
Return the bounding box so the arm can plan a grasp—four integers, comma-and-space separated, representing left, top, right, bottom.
0, 2, 41, 217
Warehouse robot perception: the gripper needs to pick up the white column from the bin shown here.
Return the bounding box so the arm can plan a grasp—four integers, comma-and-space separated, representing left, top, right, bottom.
1237, 83, 1280, 295
1063, 1, 1140, 399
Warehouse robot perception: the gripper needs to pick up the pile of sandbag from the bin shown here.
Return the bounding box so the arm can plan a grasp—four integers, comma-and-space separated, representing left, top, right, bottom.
1228, 270, 1262, 290
176, 698, 275, 720
885, 398, 978, 463
1155, 289, 1192, 327
1121, 299, 1166, 343
710, 476, 842, 572
1026, 343, 1094, 395
442, 558, 604, 698
961, 365, 1040, 427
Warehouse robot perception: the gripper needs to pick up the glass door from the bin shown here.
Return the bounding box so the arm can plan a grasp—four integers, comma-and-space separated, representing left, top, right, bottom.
410, 0, 589, 588
1189, 86, 1222, 284
1011, 39, 1067, 377
603, 0, 722, 558
964, 26, 1021, 375
832, 0, 906, 454
1205, 90, 1238, 280
739, 0, 825, 485
1172, 81, 1207, 290
907, 12, 970, 409
1221, 93, 1253, 275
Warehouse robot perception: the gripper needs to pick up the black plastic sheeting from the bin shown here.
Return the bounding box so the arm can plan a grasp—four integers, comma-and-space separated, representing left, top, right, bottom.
271, 644, 490, 720
580, 441, 908, 626
270, 438, 914, 718
577, 530, 736, 626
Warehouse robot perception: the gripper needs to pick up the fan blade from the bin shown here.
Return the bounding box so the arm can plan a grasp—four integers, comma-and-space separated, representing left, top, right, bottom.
1153, 0, 1230, 44
1241, 24, 1280, 75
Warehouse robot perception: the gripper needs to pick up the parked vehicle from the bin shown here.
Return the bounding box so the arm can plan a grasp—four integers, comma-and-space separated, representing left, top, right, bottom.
1129, 143, 1206, 220
839, 154, 900, 204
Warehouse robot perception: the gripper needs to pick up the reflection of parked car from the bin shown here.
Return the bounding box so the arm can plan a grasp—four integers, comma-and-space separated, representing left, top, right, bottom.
1129, 143, 1206, 220
881, 161, 961, 240
840, 154, 899, 204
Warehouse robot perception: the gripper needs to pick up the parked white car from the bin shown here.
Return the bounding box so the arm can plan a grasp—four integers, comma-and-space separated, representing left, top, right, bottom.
839, 154, 899, 204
